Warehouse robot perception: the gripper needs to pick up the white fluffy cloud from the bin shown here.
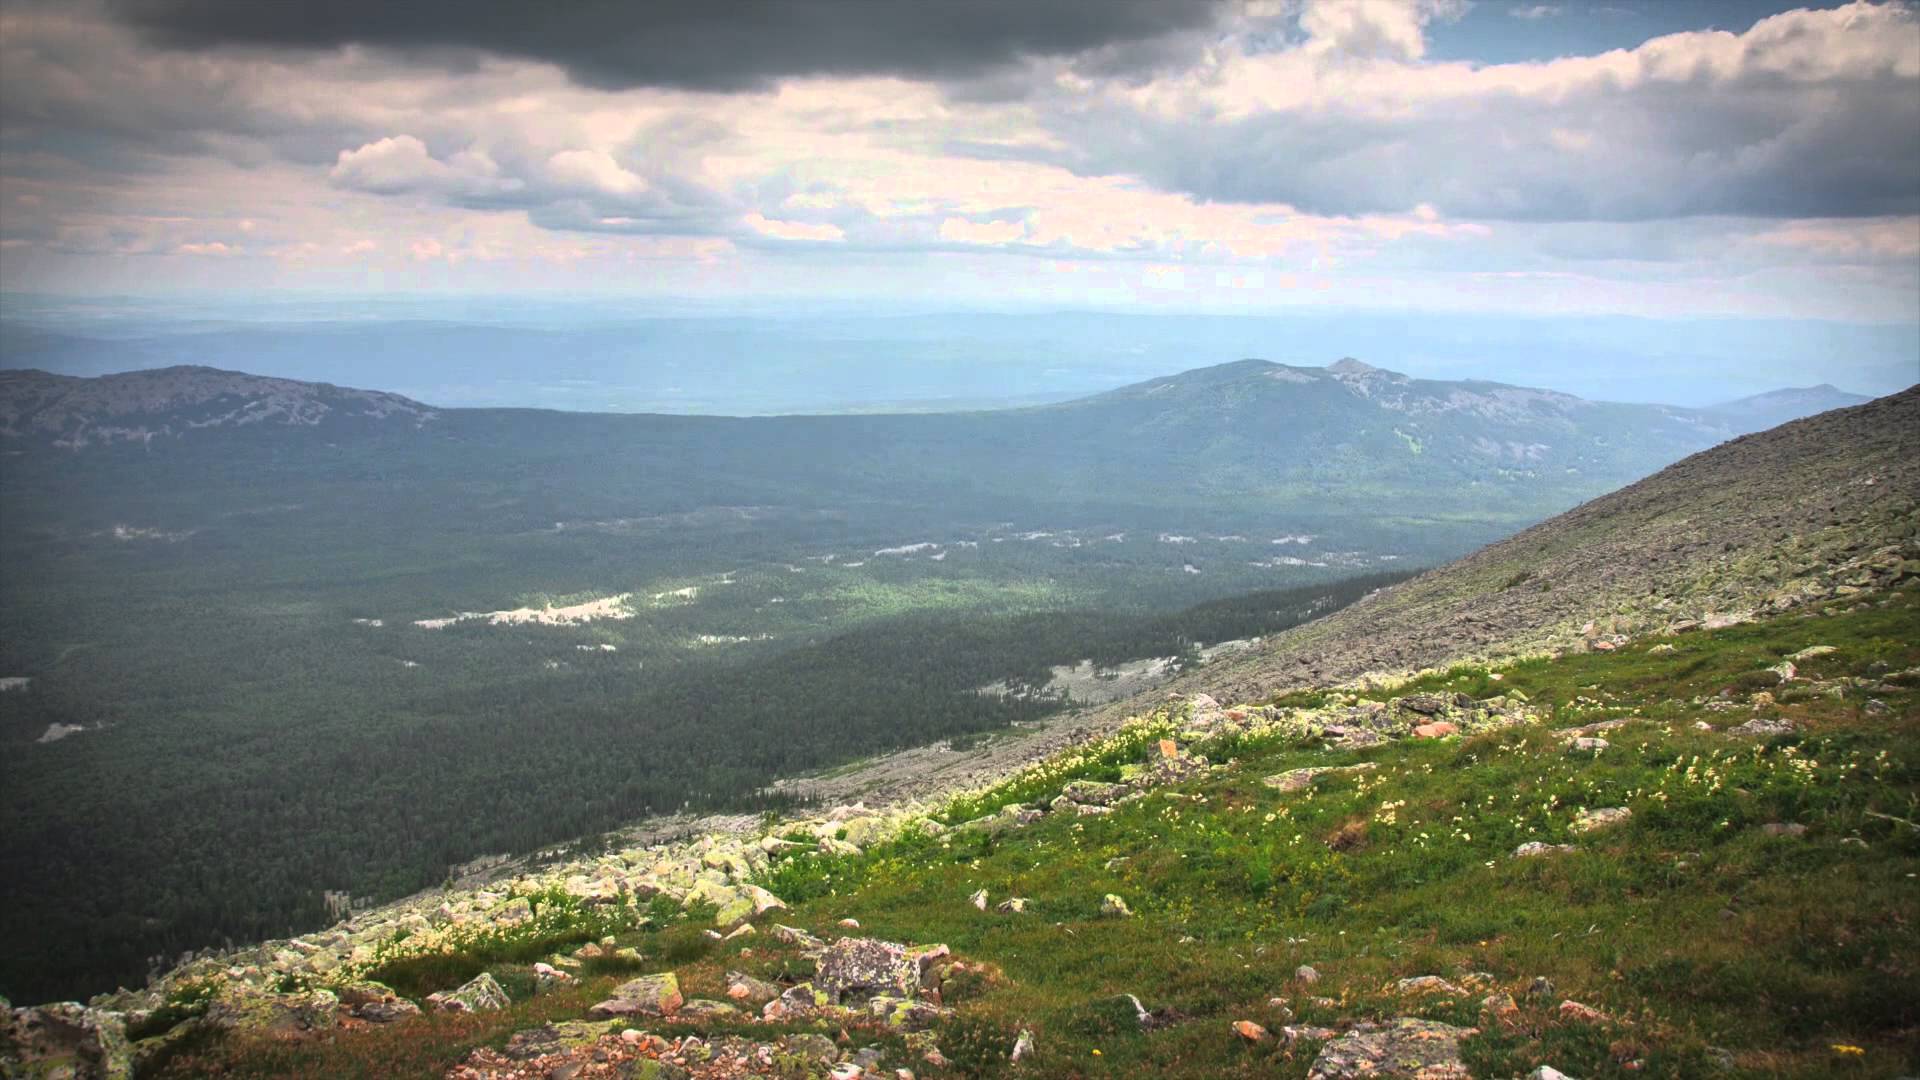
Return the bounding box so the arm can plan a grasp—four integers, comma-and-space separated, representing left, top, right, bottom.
330, 136, 525, 199
0, 1, 1914, 318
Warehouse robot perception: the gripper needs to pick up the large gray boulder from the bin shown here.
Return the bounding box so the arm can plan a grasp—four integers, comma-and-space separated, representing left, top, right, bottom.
814, 938, 947, 1004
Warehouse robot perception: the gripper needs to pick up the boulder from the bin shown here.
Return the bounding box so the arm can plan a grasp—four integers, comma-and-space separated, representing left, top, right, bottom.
1569, 807, 1632, 834
675, 999, 740, 1021
1395, 975, 1465, 996
0, 1001, 134, 1080
1307, 1017, 1477, 1079
771, 924, 825, 951
868, 994, 951, 1030
1264, 763, 1377, 793
500, 1020, 618, 1061
1233, 1019, 1271, 1042
814, 938, 946, 1003
204, 984, 341, 1033
724, 971, 782, 1007
1730, 717, 1796, 737
425, 973, 509, 1014
334, 980, 421, 1023
1062, 780, 1126, 806
587, 973, 682, 1019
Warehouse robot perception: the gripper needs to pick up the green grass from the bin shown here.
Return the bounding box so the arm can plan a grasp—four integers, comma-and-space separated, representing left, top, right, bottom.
158, 588, 1920, 1078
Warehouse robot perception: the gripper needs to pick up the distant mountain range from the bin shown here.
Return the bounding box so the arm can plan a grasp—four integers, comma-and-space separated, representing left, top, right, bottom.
1701, 383, 1870, 431
0, 366, 437, 449
0, 359, 1875, 501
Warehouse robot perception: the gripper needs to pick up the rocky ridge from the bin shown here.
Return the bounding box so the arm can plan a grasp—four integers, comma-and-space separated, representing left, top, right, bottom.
0, 365, 437, 449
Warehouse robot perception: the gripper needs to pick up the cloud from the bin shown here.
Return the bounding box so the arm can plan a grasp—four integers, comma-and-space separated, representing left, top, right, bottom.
104, 0, 1234, 91
743, 213, 845, 243
1297, 0, 1467, 62
1006, 1, 1920, 221
1509, 4, 1562, 19
329, 136, 525, 199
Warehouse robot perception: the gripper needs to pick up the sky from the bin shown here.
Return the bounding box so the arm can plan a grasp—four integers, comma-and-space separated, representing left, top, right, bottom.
0, 0, 1917, 337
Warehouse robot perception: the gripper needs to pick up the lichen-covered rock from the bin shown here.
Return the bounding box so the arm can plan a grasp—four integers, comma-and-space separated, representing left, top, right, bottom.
0, 1001, 134, 1080
771, 924, 826, 952
724, 971, 781, 1007
332, 979, 419, 1023
1396, 976, 1465, 996
1307, 1017, 1477, 1079
676, 998, 740, 1021
868, 994, 951, 1030
204, 984, 341, 1034
1062, 780, 1125, 806
499, 1020, 617, 1061
814, 938, 947, 1003
1570, 807, 1632, 834
1264, 763, 1377, 793
426, 973, 509, 1014
588, 973, 681, 1019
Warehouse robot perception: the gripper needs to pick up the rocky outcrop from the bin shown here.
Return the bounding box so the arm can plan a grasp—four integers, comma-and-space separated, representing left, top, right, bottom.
0, 1001, 133, 1080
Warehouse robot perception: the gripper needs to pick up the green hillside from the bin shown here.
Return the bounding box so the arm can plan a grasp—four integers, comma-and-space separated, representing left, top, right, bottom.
104, 583, 1920, 1080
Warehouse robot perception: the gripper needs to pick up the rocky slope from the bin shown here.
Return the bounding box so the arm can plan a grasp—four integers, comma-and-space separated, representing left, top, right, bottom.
1181, 385, 1920, 705
1704, 383, 1870, 433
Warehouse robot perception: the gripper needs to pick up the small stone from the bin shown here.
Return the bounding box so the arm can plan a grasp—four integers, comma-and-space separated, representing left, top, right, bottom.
1101, 893, 1132, 917
1568, 737, 1609, 753
1481, 992, 1519, 1024
1529, 1068, 1578, 1080
969, 888, 989, 911
1233, 1019, 1272, 1042
1730, 717, 1795, 737
996, 897, 1029, 914
1570, 807, 1631, 834
1558, 999, 1611, 1024
1525, 976, 1556, 1002
1395, 975, 1464, 996
1761, 822, 1808, 837
1295, 964, 1321, 985
838, 918, 861, 929
1010, 1028, 1035, 1062
1412, 721, 1458, 738
1513, 842, 1575, 858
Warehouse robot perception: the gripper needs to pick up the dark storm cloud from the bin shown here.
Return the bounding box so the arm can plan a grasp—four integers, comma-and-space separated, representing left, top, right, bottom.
106, 0, 1234, 91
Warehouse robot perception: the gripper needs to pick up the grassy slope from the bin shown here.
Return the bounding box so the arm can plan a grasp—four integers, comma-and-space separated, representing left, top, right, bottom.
163, 586, 1920, 1079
